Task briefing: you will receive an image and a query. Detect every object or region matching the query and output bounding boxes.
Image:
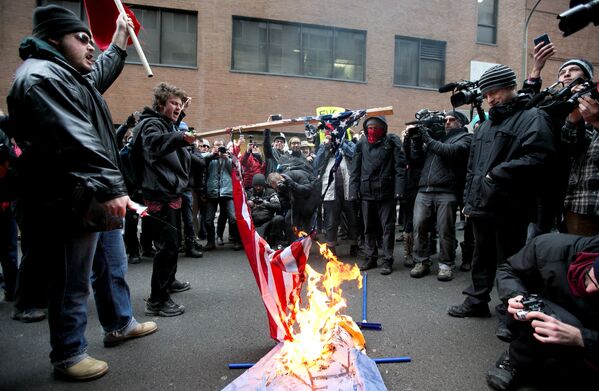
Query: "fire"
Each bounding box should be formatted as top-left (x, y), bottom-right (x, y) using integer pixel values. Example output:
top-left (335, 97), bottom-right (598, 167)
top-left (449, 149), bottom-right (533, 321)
top-left (275, 240), bottom-right (364, 375)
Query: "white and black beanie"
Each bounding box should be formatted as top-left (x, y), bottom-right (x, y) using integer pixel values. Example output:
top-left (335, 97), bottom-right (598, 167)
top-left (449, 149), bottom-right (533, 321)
top-left (558, 59), bottom-right (594, 80)
top-left (478, 64), bottom-right (517, 95)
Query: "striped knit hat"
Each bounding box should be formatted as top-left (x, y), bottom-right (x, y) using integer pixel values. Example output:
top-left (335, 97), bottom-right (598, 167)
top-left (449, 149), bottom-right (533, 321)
top-left (558, 59), bottom-right (594, 80)
top-left (478, 64), bottom-right (517, 95)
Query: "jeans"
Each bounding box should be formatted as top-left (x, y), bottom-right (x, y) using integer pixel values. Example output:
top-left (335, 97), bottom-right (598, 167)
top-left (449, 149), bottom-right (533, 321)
top-left (323, 199), bottom-right (358, 246)
top-left (205, 197), bottom-right (238, 243)
top-left (47, 227), bottom-right (137, 366)
top-left (413, 192), bottom-right (457, 265)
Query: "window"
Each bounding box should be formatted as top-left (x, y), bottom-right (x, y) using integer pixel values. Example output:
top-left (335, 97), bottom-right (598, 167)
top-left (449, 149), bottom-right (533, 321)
top-left (232, 17), bottom-right (365, 82)
top-left (477, 0), bottom-right (498, 44)
top-left (394, 36), bottom-right (445, 89)
top-left (128, 6), bottom-right (197, 67)
top-left (41, 1), bottom-right (198, 68)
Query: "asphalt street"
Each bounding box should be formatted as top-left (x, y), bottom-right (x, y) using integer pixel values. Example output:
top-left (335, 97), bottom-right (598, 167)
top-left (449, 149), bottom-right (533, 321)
top-left (0, 230), bottom-right (509, 391)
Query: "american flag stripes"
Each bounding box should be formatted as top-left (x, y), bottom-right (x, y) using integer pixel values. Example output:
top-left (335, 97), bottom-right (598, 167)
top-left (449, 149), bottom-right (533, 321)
top-left (232, 169), bottom-right (312, 342)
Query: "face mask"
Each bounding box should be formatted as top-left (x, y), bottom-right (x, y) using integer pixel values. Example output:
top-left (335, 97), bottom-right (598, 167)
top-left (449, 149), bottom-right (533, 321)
top-left (367, 127), bottom-right (385, 144)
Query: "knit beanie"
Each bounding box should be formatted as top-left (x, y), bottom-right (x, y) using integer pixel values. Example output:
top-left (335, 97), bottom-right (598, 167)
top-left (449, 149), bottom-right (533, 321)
top-left (478, 65), bottom-right (517, 95)
top-left (446, 110), bottom-right (469, 126)
top-left (252, 173), bottom-right (266, 187)
top-left (558, 59), bottom-right (594, 80)
top-left (32, 5), bottom-right (91, 40)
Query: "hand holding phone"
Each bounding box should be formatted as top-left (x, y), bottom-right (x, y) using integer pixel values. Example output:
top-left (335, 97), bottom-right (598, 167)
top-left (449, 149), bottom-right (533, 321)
top-left (533, 33), bottom-right (550, 47)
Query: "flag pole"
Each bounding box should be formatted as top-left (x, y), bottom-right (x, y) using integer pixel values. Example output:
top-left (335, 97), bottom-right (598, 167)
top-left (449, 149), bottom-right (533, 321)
top-left (113, 0), bottom-right (153, 77)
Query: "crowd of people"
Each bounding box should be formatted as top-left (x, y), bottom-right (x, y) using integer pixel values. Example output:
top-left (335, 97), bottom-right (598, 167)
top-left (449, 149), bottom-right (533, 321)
top-left (0, 4), bottom-right (597, 388)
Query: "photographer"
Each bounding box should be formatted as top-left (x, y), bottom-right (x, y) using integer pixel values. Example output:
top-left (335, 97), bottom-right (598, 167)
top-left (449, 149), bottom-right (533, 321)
top-left (239, 136), bottom-right (265, 191)
top-left (487, 233), bottom-right (599, 390)
top-left (246, 174), bottom-right (284, 248)
top-left (407, 111), bottom-right (472, 281)
top-left (448, 65), bottom-right (556, 326)
top-left (267, 170), bottom-right (319, 242)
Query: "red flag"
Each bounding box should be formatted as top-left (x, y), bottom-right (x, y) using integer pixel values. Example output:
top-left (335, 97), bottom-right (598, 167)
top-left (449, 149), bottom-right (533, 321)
top-left (83, 0), bottom-right (140, 51)
top-left (232, 168), bottom-right (312, 342)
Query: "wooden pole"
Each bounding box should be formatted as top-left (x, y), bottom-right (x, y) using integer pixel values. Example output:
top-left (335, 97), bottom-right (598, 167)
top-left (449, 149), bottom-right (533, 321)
top-left (113, 0), bottom-right (153, 78)
top-left (195, 106), bottom-right (394, 138)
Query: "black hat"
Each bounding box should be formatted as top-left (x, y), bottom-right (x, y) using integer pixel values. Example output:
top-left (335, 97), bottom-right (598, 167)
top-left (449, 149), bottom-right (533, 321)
top-left (478, 64), bottom-right (517, 95)
top-left (558, 59), bottom-right (594, 80)
top-left (32, 5), bottom-right (91, 40)
top-left (252, 174), bottom-right (266, 187)
top-left (273, 133), bottom-right (286, 142)
top-left (446, 110), bottom-right (469, 126)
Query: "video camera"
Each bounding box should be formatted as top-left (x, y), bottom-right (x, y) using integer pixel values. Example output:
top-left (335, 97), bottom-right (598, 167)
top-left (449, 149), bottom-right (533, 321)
top-left (438, 80), bottom-right (482, 108)
top-left (405, 109), bottom-right (446, 139)
top-left (558, 0), bottom-right (599, 36)
top-left (534, 77), bottom-right (599, 114)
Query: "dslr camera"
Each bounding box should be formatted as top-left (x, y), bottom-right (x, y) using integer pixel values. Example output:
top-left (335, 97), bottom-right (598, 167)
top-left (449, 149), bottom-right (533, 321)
top-left (405, 109), bottom-right (446, 139)
top-left (218, 146), bottom-right (227, 154)
top-left (516, 294), bottom-right (546, 320)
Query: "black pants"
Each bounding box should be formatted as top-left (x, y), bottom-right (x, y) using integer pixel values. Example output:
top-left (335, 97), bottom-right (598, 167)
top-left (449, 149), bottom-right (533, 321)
top-left (463, 215), bottom-right (528, 306)
top-left (323, 199), bottom-right (358, 246)
top-left (256, 215), bottom-right (285, 245)
top-left (361, 199), bottom-right (396, 263)
top-left (150, 205), bottom-right (179, 302)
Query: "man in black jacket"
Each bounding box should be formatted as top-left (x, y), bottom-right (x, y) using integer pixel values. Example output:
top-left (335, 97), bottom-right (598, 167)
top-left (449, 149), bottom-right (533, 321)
top-left (487, 233), bottom-right (599, 390)
top-left (407, 111), bottom-right (472, 281)
top-left (137, 82), bottom-right (205, 317)
top-left (246, 174), bottom-right (284, 247)
top-left (448, 65), bottom-right (555, 321)
top-left (350, 116), bottom-right (406, 275)
top-left (7, 6), bottom-right (156, 380)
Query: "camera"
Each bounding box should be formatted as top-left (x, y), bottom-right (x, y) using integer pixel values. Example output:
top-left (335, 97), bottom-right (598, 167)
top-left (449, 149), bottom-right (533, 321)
top-left (405, 109), bottom-right (446, 140)
top-left (218, 146), bottom-right (227, 154)
top-left (558, 0), bottom-right (599, 37)
top-left (516, 294), bottom-right (546, 320)
top-left (536, 78), bottom-right (599, 114)
top-left (441, 80), bottom-right (482, 108)
top-left (252, 197), bottom-right (263, 205)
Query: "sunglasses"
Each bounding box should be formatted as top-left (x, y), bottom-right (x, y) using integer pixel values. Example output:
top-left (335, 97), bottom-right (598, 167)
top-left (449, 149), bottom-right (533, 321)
top-left (74, 32), bottom-right (94, 46)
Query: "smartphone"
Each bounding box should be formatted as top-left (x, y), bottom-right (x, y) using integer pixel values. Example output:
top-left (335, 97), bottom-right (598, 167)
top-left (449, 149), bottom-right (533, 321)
top-left (533, 33), bottom-right (551, 47)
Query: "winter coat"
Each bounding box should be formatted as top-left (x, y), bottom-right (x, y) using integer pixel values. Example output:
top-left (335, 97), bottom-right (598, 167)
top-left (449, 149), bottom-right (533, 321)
top-left (349, 133), bottom-right (406, 201)
top-left (8, 38), bottom-right (128, 230)
top-left (463, 97), bottom-right (555, 218)
top-left (206, 154), bottom-right (234, 199)
top-left (278, 169), bottom-right (320, 217)
top-left (496, 233), bottom-right (599, 368)
top-left (246, 187), bottom-right (280, 225)
top-left (408, 127), bottom-right (472, 197)
top-left (263, 128), bottom-right (285, 175)
top-left (137, 108), bottom-right (203, 202)
top-left (240, 151), bottom-right (265, 189)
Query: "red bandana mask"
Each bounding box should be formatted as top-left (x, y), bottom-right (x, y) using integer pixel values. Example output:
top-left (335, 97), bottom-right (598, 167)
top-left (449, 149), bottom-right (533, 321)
top-left (367, 127), bottom-right (385, 144)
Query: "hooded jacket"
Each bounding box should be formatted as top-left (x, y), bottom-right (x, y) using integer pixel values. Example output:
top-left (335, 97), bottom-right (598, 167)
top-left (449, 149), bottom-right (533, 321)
top-left (8, 37), bottom-right (128, 230)
top-left (349, 116), bottom-right (406, 201)
top-left (137, 107), bottom-right (202, 202)
top-left (463, 96), bottom-right (555, 217)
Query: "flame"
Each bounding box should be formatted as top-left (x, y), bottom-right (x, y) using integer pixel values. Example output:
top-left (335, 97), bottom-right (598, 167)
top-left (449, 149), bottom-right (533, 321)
top-left (275, 240), bottom-right (364, 374)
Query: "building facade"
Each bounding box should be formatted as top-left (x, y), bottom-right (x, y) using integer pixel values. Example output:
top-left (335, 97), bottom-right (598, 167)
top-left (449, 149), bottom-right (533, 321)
top-left (0, 0), bottom-right (597, 134)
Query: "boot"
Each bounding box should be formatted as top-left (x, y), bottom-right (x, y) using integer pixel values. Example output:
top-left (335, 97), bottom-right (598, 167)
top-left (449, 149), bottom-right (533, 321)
top-left (185, 237), bottom-right (203, 258)
top-left (403, 233), bottom-right (414, 267)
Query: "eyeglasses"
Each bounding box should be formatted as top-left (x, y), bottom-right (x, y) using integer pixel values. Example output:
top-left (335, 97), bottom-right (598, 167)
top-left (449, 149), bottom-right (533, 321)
top-left (586, 268), bottom-right (599, 290)
top-left (74, 32), bottom-right (94, 46)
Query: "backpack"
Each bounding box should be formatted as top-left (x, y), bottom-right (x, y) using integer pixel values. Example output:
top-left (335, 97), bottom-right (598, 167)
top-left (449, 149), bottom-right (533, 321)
top-left (119, 119), bottom-right (148, 193)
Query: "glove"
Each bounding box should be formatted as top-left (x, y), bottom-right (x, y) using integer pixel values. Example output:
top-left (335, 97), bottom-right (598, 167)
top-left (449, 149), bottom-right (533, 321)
top-left (419, 128), bottom-right (432, 143)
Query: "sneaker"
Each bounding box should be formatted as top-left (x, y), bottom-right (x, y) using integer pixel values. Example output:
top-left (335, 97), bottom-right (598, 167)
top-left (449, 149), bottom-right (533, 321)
top-left (447, 302), bottom-right (491, 318)
top-left (359, 258), bottom-right (377, 271)
top-left (145, 299), bottom-right (185, 317)
top-left (217, 237), bottom-right (225, 246)
top-left (380, 262), bottom-right (392, 275)
top-left (167, 280), bottom-right (191, 293)
top-left (103, 321), bottom-right (158, 347)
top-left (410, 262), bottom-right (430, 278)
top-left (486, 351), bottom-right (518, 391)
top-left (12, 308), bottom-right (46, 323)
top-left (437, 265), bottom-right (454, 281)
top-left (54, 357), bottom-right (108, 381)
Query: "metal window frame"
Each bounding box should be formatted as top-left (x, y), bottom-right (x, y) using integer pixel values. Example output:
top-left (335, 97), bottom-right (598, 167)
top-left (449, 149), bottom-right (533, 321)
top-left (394, 35), bottom-right (446, 89)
